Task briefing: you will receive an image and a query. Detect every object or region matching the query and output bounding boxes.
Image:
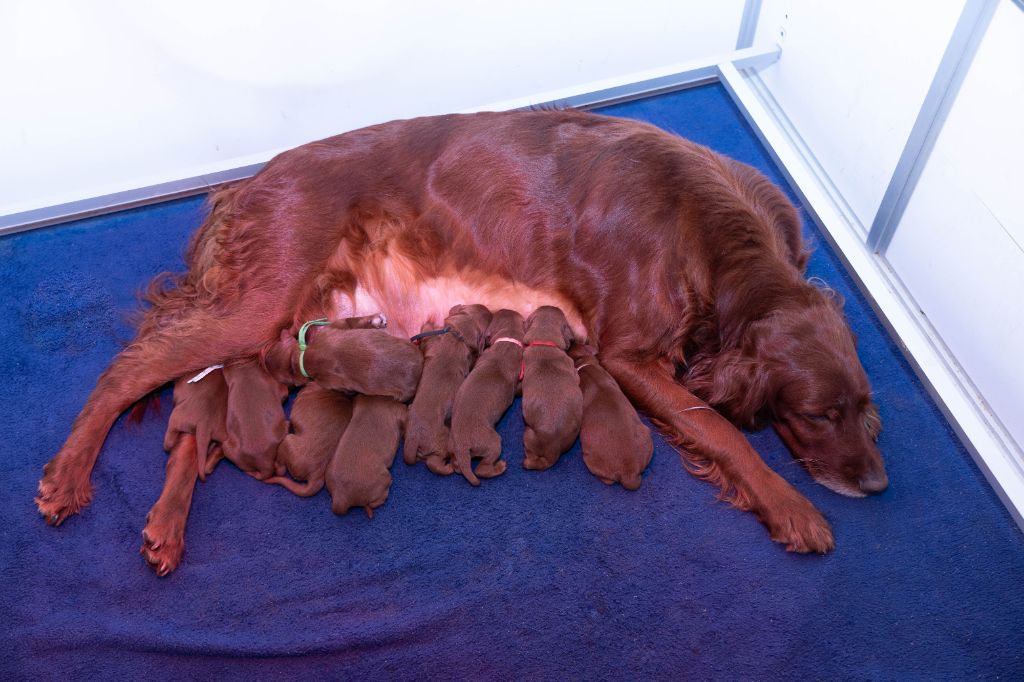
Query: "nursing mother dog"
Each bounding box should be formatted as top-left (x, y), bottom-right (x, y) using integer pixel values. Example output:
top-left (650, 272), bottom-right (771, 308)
top-left (36, 109), bottom-right (888, 553)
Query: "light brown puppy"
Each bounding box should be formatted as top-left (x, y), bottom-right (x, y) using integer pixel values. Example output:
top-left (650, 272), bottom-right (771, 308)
top-left (569, 344), bottom-right (653, 490)
top-left (141, 370), bottom-right (230, 576)
top-left (403, 304), bottom-right (492, 475)
top-left (448, 309), bottom-right (525, 485)
top-left (266, 382), bottom-right (353, 497)
top-left (325, 395), bottom-right (407, 518)
top-left (264, 314), bottom-right (422, 402)
top-left (521, 306), bottom-right (582, 470)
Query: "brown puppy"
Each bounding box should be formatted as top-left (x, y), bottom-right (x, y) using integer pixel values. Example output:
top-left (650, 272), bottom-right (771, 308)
top-left (569, 344), bottom-right (653, 490)
top-left (264, 314), bottom-right (421, 402)
top-left (266, 382), bottom-right (353, 497)
top-left (448, 309), bottom-right (526, 485)
top-left (521, 306), bottom-right (582, 470)
top-left (325, 395), bottom-right (407, 517)
top-left (214, 359), bottom-right (289, 480)
top-left (141, 370), bottom-right (230, 575)
top-left (403, 304), bottom-right (492, 475)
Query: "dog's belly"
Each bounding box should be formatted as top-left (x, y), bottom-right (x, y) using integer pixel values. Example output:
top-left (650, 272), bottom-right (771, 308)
top-left (327, 267), bottom-right (586, 340)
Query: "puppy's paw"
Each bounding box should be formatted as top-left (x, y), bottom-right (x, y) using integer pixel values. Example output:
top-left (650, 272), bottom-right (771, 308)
top-left (473, 460), bottom-right (507, 479)
top-left (140, 512), bottom-right (186, 576)
top-left (425, 454), bottom-right (454, 476)
top-left (35, 461), bottom-right (93, 526)
top-left (344, 313), bottom-right (387, 329)
top-left (761, 492), bottom-right (834, 554)
top-left (522, 455), bottom-right (554, 471)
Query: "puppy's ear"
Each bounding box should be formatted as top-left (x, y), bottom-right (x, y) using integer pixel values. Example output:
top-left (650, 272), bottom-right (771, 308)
top-left (561, 321), bottom-right (575, 349)
top-left (473, 306), bottom-right (493, 333)
top-left (262, 329), bottom-right (300, 385)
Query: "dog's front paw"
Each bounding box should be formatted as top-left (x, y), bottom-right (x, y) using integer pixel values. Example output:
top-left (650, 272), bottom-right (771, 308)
top-left (760, 490), bottom-right (834, 554)
top-left (140, 513), bottom-right (186, 577)
top-left (35, 461), bottom-right (93, 526)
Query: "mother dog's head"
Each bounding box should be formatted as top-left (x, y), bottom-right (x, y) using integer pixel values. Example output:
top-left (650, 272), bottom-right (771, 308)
top-left (686, 285), bottom-right (888, 497)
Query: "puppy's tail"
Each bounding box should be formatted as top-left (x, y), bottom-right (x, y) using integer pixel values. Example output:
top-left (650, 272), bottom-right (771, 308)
top-left (265, 474), bottom-right (323, 497)
top-left (451, 445), bottom-right (480, 487)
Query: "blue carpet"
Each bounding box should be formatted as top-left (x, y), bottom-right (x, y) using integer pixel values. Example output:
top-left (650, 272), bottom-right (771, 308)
top-left (2, 84), bottom-right (1022, 680)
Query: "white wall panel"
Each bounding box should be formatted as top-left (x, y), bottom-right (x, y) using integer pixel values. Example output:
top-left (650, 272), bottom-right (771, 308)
top-left (0, 0), bottom-right (743, 217)
top-left (887, 0), bottom-right (1024, 448)
top-left (752, 0), bottom-right (963, 229)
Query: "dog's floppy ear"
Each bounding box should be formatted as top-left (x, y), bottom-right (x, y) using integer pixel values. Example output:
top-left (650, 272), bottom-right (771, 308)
top-left (685, 349), bottom-right (774, 429)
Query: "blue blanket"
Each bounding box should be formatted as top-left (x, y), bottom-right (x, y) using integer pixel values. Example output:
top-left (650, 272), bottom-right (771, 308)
top-left (2, 85), bottom-right (1022, 680)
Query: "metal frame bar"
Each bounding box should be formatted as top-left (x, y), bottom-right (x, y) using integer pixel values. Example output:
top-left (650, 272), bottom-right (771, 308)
top-left (0, 163), bottom-right (265, 238)
top-left (866, 0), bottom-right (999, 253)
top-left (736, 0), bottom-right (763, 49)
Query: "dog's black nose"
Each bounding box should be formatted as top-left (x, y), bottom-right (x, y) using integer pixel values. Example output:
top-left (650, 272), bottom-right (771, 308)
top-left (858, 469), bottom-right (889, 494)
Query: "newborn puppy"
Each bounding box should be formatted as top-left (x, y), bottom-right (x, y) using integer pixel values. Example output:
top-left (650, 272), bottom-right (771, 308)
top-left (264, 314), bottom-right (421, 402)
top-left (568, 344), bottom-right (653, 490)
top-left (325, 395), bottom-right (407, 518)
top-left (403, 304), bottom-right (492, 475)
top-left (266, 382), bottom-right (353, 497)
top-left (162, 369), bottom-right (230, 479)
top-left (216, 359), bottom-right (290, 480)
top-left (448, 309), bottom-right (526, 485)
top-left (521, 306), bottom-right (582, 470)
top-left (142, 368), bottom-right (230, 576)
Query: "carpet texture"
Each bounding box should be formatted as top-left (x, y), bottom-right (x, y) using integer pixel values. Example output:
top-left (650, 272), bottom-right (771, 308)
top-left (2, 84), bottom-right (1022, 680)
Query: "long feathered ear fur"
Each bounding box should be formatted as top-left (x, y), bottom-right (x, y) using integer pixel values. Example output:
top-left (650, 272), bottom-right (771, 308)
top-left (684, 349), bottom-right (776, 429)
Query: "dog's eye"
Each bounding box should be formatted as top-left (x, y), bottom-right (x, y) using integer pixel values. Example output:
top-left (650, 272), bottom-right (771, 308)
top-left (802, 410), bottom-right (838, 424)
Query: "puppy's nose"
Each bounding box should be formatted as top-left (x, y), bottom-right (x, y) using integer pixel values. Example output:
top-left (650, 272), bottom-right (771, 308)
top-left (858, 469), bottom-right (889, 494)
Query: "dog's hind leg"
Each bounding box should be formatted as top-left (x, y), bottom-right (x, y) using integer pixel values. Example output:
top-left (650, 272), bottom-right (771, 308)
top-left (36, 291), bottom-right (294, 525)
top-left (141, 432), bottom-right (200, 576)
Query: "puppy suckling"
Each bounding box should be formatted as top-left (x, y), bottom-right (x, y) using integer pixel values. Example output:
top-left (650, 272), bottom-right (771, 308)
top-left (569, 344), bottom-right (653, 490)
top-left (264, 314), bottom-right (422, 402)
top-left (142, 369), bottom-right (231, 575)
top-left (521, 306), bottom-right (582, 470)
top-left (403, 304), bottom-right (492, 475)
top-left (448, 309), bottom-right (525, 485)
top-left (215, 359), bottom-right (290, 481)
top-left (325, 395), bottom-right (407, 518)
top-left (266, 382), bottom-right (353, 497)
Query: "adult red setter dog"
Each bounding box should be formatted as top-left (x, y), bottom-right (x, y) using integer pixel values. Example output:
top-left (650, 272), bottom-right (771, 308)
top-left (36, 109), bottom-right (887, 553)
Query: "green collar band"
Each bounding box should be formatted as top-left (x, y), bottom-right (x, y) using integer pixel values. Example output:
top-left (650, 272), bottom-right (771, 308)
top-left (297, 318), bottom-right (331, 379)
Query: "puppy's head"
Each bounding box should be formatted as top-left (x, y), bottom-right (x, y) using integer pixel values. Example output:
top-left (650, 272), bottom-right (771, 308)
top-left (485, 309), bottom-right (526, 345)
top-left (445, 304), bottom-right (493, 352)
top-left (262, 329), bottom-right (305, 386)
top-left (524, 306), bottom-right (574, 349)
top-left (567, 342), bottom-right (597, 365)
